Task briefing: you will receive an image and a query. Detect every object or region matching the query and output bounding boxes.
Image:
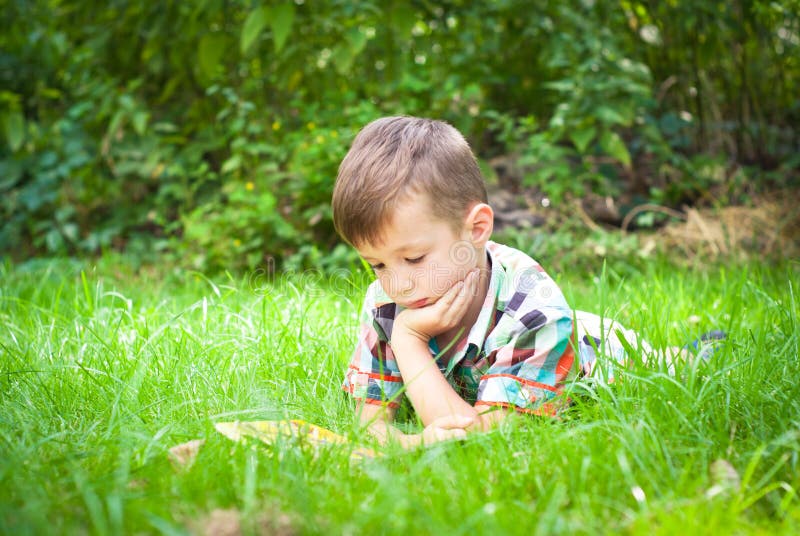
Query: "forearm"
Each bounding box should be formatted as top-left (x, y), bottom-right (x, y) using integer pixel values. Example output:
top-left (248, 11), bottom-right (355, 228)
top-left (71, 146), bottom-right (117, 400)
top-left (391, 337), bottom-right (479, 426)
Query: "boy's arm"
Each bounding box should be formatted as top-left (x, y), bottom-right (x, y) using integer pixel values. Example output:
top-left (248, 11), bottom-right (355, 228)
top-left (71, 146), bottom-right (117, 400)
top-left (389, 335), bottom-right (481, 426)
top-left (356, 401), bottom-right (474, 448)
top-left (349, 270), bottom-right (509, 443)
top-left (390, 269), bottom-right (483, 427)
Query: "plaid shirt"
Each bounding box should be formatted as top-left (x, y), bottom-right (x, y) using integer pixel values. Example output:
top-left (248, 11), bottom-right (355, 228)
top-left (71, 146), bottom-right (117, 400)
top-left (342, 241), bottom-right (577, 415)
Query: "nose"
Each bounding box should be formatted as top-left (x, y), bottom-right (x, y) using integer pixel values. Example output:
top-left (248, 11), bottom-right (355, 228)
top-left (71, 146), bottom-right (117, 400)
top-left (397, 266), bottom-right (416, 296)
top-left (384, 265), bottom-right (416, 297)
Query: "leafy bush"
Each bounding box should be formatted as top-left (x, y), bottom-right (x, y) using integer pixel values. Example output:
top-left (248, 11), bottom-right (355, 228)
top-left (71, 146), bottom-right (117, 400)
top-left (1, 1), bottom-right (798, 270)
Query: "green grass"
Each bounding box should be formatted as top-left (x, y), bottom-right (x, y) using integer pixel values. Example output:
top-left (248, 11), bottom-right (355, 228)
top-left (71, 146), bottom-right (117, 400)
top-left (1, 256), bottom-right (799, 534)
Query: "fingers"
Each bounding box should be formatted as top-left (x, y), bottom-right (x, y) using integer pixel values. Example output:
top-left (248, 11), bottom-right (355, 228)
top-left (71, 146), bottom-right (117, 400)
top-left (434, 270), bottom-right (474, 311)
top-left (420, 413), bottom-right (477, 445)
top-left (438, 428), bottom-right (467, 441)
top-left (436, 269), bottom-right (478, 326)
top-left (428, 414), bottom-right (476, 430)
top-left (422, 425), bottom-right (468, 445)
top-left (435, 276), bottom-right (466, 309)
top-left (462, 268), bottom-right (481, 299)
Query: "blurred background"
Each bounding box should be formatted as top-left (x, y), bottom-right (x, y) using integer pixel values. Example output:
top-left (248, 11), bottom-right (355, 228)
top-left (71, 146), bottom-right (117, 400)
top-left (1, 0), bottom-right (798, 273)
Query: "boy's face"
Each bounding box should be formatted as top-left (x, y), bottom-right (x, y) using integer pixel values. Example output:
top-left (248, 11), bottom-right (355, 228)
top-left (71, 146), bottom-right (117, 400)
top-left (356, 193), bottom-right (481, 309)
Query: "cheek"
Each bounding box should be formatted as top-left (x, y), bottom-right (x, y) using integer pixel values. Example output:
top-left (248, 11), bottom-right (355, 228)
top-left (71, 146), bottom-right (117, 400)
top-left (426, 261), bottom-right (464, 297)
top-left (448, 241), bottom-right (479, 269)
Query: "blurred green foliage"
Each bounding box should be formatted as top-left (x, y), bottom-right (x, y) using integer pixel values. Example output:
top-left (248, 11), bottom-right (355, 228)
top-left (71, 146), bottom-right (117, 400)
top-left (1, 0), bottom-right (798, 270)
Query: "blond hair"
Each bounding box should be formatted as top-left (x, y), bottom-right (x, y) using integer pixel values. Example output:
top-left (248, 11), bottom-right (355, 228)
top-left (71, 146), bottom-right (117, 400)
top-left (332, 116), bottom-right (487, 247)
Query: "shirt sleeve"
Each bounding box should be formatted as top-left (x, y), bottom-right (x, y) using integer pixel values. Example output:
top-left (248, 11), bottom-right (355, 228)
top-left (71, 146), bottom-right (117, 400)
top-left (341, 284), bottom-right (405, 408)
top-left (476, 303), bottom-right (575, 416)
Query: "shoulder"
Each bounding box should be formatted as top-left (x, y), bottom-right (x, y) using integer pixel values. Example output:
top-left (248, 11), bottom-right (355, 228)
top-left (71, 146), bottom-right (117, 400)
top-left (488, 241), bottom-right (567, 307)
top-left (487, 241), bottom-right (571, 328)
top-left (487, 241), bottom-right (548, 278)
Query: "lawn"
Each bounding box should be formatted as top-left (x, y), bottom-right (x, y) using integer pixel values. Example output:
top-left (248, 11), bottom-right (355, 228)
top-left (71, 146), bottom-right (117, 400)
top-left (1, 255), bottom-right (798, 534)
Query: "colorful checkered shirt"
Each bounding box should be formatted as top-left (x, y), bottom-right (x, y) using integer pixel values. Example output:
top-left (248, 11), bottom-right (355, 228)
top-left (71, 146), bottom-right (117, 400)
top-left (342, 241), bottom-right (577, 415)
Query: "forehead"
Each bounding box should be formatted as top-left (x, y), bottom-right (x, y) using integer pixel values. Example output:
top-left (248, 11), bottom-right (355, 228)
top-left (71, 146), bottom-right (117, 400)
top-left (356, 194), bottom-right (453, 258)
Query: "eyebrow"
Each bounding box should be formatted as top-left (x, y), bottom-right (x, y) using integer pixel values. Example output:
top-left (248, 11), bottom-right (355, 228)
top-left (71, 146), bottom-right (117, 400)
top-left (360, 241), bottom-right (428, 263)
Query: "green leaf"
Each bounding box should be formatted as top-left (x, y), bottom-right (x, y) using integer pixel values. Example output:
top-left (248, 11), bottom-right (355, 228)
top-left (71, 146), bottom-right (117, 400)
top-left (221, 154), bottom-right (242, 174)
top-left (333, 29), bottom-right (369, 74)
top-left (595, 105), bottom-right (627, 126)
top-left (132, 111), bottom-right (148, 136)
top-left (45, 228), bottom-right (64, 253)
top-left (0, 159), bottom-right (23, 190)
top-left (347, 27), bottom-right (368, 56)
top-left (543, 79), bottom-right (575, 92)
top-left (548, 102), bottom-right (570, 131)
top-left (1, 110), bottom-right (25, 152)
top-left (270, 3), bottom-right (295, 53)
top-left (198, 34), bottom-right (227, 80)
top-left (241, 7), bottom-right (269, 55)
top-left (599, 130), bottom-right (631, 168)
top-left (569, 126), bottom-right (596, 154)
top-left (106, 110), bottom-right (125, 141)
top-left (332, 44), bottom-right (355, 74)
top-left (390, 5), bottom-right (417, 39)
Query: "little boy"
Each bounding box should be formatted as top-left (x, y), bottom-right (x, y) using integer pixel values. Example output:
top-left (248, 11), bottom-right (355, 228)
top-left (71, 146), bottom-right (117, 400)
top-left (332, 116), bottom-right (662, 448)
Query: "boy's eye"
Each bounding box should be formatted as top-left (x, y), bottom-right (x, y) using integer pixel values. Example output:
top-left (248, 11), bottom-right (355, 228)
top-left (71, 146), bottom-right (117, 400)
top-left (405, 255), bottom-right (425, 264)
top-left (370, 263), bottom-right (385, 271)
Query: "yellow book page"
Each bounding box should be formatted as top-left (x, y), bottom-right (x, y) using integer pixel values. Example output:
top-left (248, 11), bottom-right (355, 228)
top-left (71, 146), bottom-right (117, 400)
top-left (214, 420), bottom-right (379, 460)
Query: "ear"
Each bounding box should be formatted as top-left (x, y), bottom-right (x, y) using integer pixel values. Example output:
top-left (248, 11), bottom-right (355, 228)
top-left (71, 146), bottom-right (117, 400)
top-left (463, 203), bottom-right (494, 247)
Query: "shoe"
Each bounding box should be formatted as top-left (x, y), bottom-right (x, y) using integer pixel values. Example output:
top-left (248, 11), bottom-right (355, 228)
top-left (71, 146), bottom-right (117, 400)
top-left (683, 330), bottom-right (727, 360)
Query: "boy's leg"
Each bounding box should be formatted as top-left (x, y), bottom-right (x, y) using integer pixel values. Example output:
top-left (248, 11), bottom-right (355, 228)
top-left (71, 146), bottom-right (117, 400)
top-left (669, 330), bottom-right (728, 365)
top-left (574, 310), bottom-right (727, 379)
top-left (573, 310), bottom-right (657, 380)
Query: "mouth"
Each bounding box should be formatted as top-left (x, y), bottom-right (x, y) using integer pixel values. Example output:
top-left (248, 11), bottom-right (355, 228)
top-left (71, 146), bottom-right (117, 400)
top-left (406, 298), bottom-right (429, 308)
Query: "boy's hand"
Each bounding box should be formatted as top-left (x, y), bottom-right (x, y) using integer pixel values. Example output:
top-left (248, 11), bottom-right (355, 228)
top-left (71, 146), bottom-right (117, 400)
top-left (393, 269), bottom-right (479, 343)
top-left (419, 414), bottom-right (476, 446)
